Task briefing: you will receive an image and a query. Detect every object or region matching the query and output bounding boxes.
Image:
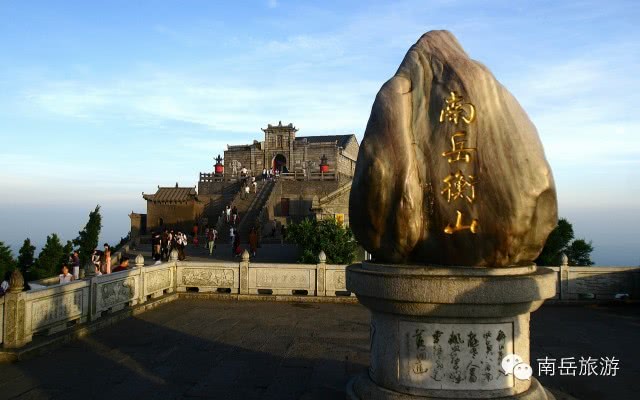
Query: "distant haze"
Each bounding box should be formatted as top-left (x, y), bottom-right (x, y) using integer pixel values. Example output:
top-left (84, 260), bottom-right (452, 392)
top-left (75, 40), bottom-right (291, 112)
top-left (0, 1), bottom-right (638, 266)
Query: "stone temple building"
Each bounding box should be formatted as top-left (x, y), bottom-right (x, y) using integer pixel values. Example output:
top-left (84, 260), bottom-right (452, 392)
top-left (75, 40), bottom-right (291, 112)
top-left (222, 121), bottom-right (358, 178)
top-left (131, 122), bottom-right (359, 240)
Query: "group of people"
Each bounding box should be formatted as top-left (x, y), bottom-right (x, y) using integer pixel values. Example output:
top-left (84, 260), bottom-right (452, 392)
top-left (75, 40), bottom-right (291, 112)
top-left (228, 226), bottom-right (259, 258)
top-left (57, 243), bottom-right (131, 285)
top-left (261, 167), bottom-right (288, 180)
top-left (224, 205), bottom-right (239, 226)
top-left (240, 177), bottom-right (258, 199)
top-left (151, 229), bottom-right (188, 262)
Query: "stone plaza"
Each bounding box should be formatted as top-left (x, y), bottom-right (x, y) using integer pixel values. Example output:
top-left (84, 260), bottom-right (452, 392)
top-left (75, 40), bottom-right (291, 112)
top-left (0, 299), bottom-right (637, 399)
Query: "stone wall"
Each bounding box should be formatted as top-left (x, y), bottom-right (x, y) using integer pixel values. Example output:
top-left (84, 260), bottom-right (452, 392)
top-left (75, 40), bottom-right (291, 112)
top-left (147, 201), bottom-right (205, 232)
top-left (129, 213), bottom-right (147, 237)
top-left (267, 180), bottom-right (343, 220)
top-left (314, 184), bottom-right (352, 226)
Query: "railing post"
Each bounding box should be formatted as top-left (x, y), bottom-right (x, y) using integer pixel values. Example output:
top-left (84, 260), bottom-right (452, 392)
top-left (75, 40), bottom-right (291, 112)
top-left (2, 270), bottom-right (32, 348)
top-left (559, 253), bottom-right (569, 300)
top-left (317, 251), bottom-right (327, 296)
top-left (240, 250), bottom-right (250, 294)
top-left (136, 254), bottom-right (146, 305)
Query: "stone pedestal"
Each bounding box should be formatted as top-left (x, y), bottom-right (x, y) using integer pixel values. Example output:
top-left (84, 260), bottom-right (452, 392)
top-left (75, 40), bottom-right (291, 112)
top-left (346, 262), bottom-right (556, 400)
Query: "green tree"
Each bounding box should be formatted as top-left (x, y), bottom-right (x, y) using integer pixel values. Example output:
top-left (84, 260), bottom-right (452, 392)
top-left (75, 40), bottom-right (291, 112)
top-left (17, 238), bottom-right (36, 274)
top-left (536, 218), bottom-right (594, 266)
top-left (62, 240), bottom-right (73, 261)
top-left (73, 205), bottom-right (102, 267)
top-left (0, 241), bottom-right (16, 280)
top-left (286, 218), bottom-right (358, 264)
top-left (566, 239), bottom-right (594, 266)
top-left (34, 234), bottom-right (65, 279)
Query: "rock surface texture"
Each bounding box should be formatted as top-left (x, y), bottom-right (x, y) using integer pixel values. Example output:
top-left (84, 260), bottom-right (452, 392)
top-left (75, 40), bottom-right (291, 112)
top-left (349, 30), bottom-right (557, 267)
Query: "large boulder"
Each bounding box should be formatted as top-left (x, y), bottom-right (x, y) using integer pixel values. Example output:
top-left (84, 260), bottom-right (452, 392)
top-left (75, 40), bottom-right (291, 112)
top-left (349, 30), bottom-right (557, 267)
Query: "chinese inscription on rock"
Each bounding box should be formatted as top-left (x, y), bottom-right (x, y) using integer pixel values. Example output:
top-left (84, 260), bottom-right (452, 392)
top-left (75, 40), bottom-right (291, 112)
top-left (439, 91), bottom-right (479, 235)
top-left (399, 321), bottom-right (514, 390)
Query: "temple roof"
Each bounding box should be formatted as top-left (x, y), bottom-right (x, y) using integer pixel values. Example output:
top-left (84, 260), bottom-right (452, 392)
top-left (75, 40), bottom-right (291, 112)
top-left (296, 134), bottom-right (355, 148)
top-left (143, 186), bottom-right (201, 203)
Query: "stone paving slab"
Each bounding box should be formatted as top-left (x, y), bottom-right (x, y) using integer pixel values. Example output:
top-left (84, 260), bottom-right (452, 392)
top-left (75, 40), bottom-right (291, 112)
top-left (0, 300), bottom-right (637, 399)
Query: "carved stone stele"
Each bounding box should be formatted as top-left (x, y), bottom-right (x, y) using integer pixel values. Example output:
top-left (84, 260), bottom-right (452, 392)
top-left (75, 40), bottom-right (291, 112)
top-left (349, 30), bottom-right (557, 267)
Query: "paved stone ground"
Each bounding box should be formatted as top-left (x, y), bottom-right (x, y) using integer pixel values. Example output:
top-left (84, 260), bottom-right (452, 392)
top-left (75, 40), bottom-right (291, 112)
top-left (0, 301), bottom-right (637, 400)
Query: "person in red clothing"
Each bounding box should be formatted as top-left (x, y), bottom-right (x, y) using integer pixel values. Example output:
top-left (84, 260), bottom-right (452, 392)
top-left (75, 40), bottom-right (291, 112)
top-left (112, 257), bottom-right (130, 273)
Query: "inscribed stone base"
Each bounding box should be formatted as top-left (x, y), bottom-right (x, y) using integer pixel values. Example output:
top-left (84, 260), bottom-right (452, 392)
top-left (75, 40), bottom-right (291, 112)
top-left (345, 262), bottom-right (556, 399)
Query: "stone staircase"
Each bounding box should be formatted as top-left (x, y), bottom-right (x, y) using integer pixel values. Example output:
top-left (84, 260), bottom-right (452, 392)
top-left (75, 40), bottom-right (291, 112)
top-left (216, 179), bottom-right (275, 243)
top-left (204, 181), bottom-right (241, 223)
top-left (237, 179), bottom-right (276, 241)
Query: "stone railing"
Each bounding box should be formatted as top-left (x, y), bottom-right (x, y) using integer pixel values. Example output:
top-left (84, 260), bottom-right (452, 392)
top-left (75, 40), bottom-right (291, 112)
top-left (279, 171), bottom-right (337, 181)
top-left (5, 254), bottom-right (637, 349)
top-left (545, 258), bottom-right (640, 300)
top-left (1, 250), bottom-right (352, 349)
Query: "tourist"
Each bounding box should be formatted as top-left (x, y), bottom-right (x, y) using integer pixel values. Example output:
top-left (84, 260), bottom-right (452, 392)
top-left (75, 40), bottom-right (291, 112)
top-left (152, 231), bottom-right (162, 261)
top-left (232, 206), bottom-right (238, 225)
top-left (59, 264), bottom-right (74, 284)
top-left (112, 256), bottom-right (129, 273)
top-left (229, 226), bottom-right (235, 245)
top-left (0, 272), bottom-right (10, 296)
top-left (271, 220), bottom-right (277, 237)
top-left (71, 250), bottom-right (80, 279)
top-left (240, 166), bottom-right (248, 178)
top-left (169, 230), bottom-right (176, 254)
top-left (280, 224), bottom-right (287, 244)
top-left (207, 227), bottom-right (217, 256)
top-left (244, 184), bottom-right (250, 198)
top-left (192, 223), bottom-right (199, 240)
top-left (241, 183), bottom-right (247, 199)
top-left (99, 244), bottom-right (111, 274)
top-left (161, 229), bottom-right (170, 261)
top-left (91, 249), bottom-right (102, 274)
top-left (252, 178), bottom-right (258, 193)
top-left (249, 227), bottom-right (258, 257)
top-left (225, 205), bottom-right (231, 224)
top-left (175, 231), bottom-right (187, 261)
top-left (262, 168), bottom-right (267, 180)
top-left (233, 230), bottom-right (241, 257)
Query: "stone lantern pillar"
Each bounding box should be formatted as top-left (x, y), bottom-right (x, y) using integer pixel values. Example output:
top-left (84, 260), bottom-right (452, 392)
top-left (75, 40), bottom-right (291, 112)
top-left (214, 154), bottom-right (224, 175)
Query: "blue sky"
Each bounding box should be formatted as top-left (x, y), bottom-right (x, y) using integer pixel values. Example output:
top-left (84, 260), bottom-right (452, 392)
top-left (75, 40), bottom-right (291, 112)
top-left (0, 0), bottom-right (639, 265)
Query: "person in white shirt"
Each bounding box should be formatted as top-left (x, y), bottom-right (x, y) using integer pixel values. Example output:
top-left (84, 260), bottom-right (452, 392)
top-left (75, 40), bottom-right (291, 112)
top-left (1, 272), bottom-right (10, 295)
top-left (229, 227), bottom-right (235, 245)
top-left (59, 265), bottom-right (74, 284)
top-left (225, 205), bottom-right (231, 223)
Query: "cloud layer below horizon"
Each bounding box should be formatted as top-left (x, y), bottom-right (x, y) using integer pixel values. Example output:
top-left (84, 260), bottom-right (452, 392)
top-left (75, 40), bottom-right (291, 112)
top-left (0, 0), bottom-right (638, 265)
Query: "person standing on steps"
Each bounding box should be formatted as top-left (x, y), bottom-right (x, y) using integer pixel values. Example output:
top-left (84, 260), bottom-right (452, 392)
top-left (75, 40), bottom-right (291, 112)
top-left (249, 227), bottom-right (258, 257)
top-left (233, 229), bottom-right (242, 257)
top-left (280, 225), bottom-right (287, 245)
top-left (207, 227), bottom-right (217, 256)
top-left (232, 205), bottom-right (238, 225)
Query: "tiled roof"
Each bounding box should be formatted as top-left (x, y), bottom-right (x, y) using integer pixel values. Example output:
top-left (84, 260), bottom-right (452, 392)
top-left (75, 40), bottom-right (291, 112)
top-left (296, 134), bottom-right (355, 148)
top-left (143, 187), bottom-right (200, 203)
